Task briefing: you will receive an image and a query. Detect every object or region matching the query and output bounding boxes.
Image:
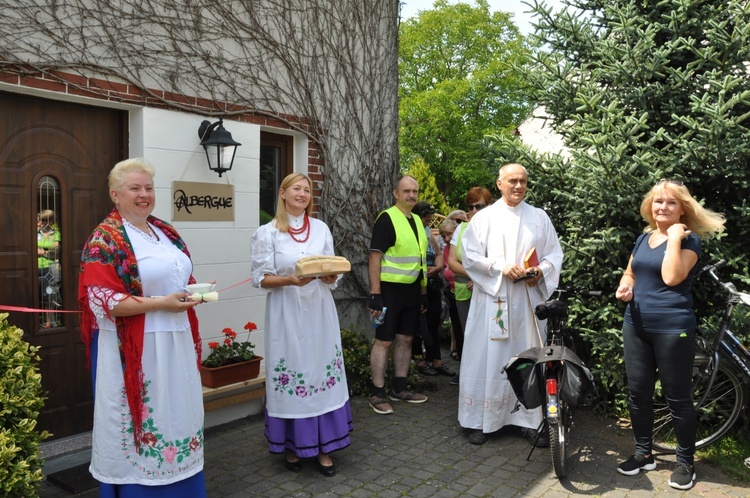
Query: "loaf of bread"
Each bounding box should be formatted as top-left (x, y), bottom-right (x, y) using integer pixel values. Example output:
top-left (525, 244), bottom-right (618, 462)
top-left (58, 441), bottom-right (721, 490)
top-left (295, 255), bottom-right (351, 277)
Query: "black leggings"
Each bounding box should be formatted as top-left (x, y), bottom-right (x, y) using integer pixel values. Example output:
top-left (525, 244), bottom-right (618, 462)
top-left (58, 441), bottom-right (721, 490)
top-left (623, 322), bottom-right (696, 466)
top-left (413, 280), bottom-right (443, 362)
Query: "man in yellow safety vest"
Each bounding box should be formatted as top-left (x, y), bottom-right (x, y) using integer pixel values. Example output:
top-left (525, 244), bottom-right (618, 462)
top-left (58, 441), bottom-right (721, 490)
top-left (367, 175), bottom-right (429, 414)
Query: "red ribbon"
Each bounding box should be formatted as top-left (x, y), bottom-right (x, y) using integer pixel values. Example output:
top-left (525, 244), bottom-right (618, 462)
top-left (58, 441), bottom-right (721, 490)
top-left (0, 305), bottom-right (80, 313)
top-left (215, 276), bottom-right (253, 293)
top-left (0, 276), bottom-right (254, 314)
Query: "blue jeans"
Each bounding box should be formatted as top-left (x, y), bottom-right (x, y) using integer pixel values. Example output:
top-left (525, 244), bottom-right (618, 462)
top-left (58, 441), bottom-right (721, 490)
top-left (623, 322), bottom-right (696, 466)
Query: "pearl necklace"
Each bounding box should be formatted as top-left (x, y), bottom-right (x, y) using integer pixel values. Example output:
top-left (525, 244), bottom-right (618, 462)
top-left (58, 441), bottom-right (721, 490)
top-left (123, 218), bottom-right (160, 242)
top-left (288, 213), bottom-right (310, 243)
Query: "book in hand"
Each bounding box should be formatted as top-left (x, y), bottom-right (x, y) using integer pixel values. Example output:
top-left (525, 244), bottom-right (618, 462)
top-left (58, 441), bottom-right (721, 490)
top-left (523, 247), bottom-right (539, 269)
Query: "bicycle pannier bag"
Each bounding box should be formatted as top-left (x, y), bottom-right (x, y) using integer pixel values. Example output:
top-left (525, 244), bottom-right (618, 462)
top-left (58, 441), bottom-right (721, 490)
top-left (504, 345), bottom-right (594, 408)
top-left (503, 347), bottom-right (544, 409)
top-left (539, 345), bottom-right (595, 406)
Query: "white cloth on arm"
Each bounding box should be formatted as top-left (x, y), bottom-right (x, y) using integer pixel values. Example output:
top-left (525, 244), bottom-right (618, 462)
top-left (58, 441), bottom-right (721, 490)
top-left (250, 217), bottom-right (349, 418)
top-left (88, 223), bottom-right (204, 485)
top-left (457, 200), bottom-right (563, 433)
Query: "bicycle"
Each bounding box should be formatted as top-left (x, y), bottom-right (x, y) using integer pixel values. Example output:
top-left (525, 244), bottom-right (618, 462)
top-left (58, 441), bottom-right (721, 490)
top-left (505, 287), bottom-right (600, 478)
top-left (652, 260), bottom-right (750, 452)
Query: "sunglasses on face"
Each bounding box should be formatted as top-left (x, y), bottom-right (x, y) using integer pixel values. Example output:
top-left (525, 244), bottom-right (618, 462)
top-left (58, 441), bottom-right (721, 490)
top-left (656, 179), bottom-right (684, 187)
top-left (468, 203), bottom-right (487, 211)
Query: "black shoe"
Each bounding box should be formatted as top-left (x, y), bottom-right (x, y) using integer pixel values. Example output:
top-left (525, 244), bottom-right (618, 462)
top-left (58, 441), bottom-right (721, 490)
top-left (468, 429), bottom-right (488, 445)
top-left (285, 457), bottom-right (302, 473)
top-left (317, 458), bottom-right (336, 477)
top-left (417, 362), bottom-right (439, 376)
top-left (449, 373), bottom-right (459, 386)
top-left (617, 454), bottom-right (656, 476)
top-left (668, 463), bottom-right (695, 490)
top-left (434, 364), bottom-right (456, 376)
top-left (522, 427), bottom-right (549, 448)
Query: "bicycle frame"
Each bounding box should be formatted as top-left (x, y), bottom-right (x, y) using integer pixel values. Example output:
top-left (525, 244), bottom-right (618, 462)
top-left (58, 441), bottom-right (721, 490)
top-left (698, 263), bottom-right (750, 406)
top-left (653, 260), bottom-right (750, 452)
top-left (529, 287), bottom-right (600, 478)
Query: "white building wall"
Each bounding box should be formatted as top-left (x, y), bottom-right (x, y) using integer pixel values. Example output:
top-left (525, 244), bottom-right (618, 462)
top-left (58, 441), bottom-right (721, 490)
top-left (517, 106), bottom-right (571, 158)
top-left (131, 108), bottom-right (265, 365)
top-left (0, 72), bottom-right (314, 427)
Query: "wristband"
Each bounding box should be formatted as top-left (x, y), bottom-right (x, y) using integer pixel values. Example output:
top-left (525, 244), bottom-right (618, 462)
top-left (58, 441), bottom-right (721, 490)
top-left (369, 294), bottom-right (383, 311)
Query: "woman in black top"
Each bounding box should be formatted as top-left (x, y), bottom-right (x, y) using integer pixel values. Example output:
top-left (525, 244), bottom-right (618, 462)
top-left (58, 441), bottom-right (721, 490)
top-left (615, 180), bottom-right (724, 490)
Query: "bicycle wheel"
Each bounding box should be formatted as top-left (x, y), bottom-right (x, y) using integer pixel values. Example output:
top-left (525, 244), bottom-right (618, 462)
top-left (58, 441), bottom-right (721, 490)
top-left (548, 391), bottom-right (570, 477)
top-left (652, 355), bottom-right (745, 452)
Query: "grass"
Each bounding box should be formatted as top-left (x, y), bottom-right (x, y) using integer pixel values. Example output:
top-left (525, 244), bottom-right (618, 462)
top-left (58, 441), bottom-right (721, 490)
top-left (698, 433), bottom-right (750, 483)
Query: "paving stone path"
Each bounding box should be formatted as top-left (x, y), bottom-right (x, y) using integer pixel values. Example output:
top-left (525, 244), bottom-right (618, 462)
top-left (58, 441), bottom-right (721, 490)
top-left (39, 355), bottom-right (748, 497)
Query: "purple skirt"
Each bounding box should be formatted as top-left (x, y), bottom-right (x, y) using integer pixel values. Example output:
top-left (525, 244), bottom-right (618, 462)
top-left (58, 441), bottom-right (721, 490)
top-left (265, 401), bottom-right (353, 458)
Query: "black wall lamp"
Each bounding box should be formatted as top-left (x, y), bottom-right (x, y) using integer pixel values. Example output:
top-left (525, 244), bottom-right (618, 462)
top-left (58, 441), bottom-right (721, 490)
top-left (198, 118), bottom-right (242, 177)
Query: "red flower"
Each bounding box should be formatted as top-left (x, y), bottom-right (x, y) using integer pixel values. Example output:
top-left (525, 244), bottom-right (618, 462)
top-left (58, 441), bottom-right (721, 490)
top-left (223, 328), bottom-right (237, 339)
top-left (223, 338), bottom-right (232, 346)
top-left (141, 432), bottom-right (158, 447)
top-left (189, 436), bottom-right (201, 452)
top-left (244, 321), bottom-right (258, 331)
top-left (208, 342), bottom-right (219, 349)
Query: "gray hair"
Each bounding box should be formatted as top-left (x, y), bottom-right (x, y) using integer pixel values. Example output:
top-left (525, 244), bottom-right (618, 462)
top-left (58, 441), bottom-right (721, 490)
top-left (498, 163), bottom-right (528, 181)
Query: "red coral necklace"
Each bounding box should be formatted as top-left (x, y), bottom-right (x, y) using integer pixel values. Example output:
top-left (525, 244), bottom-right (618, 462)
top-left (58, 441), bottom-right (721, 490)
top-left (288, 213), bottom-right (310, 243)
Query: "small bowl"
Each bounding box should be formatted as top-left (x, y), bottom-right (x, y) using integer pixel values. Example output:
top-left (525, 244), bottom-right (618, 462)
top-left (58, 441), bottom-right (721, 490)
top-left (185, 283), bottom-right (215, 294)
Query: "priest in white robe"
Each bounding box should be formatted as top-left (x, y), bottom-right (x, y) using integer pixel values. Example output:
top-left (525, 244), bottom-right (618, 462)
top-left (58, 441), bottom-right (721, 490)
top-left (458, 163), bottom-right (563, 446)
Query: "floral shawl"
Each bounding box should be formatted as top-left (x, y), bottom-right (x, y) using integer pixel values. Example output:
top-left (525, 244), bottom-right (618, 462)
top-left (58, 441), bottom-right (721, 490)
top-left (78, 208), bottom-right (201, 449)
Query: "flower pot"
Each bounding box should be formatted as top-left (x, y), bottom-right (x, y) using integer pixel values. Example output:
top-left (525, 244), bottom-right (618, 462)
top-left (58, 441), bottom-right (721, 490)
top-left (200, 356), bottom-right (263, 388)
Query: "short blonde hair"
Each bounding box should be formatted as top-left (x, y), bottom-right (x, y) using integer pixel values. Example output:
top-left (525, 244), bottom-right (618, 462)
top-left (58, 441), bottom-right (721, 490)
top-left (109, 158), bottom-right (155, 192)
top-left (640, 181), bottom-right (725, 239)
top-left (273, 173), bottom-right (314, 232)
top-left (38, 209), bottom-right (56, 222)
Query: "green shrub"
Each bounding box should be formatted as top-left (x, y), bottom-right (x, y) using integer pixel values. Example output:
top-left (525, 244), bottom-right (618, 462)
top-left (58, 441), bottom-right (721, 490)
top-left (0, 313), bottom-right (48, 497)
top-left (341, 327), bottom-right (434, 397)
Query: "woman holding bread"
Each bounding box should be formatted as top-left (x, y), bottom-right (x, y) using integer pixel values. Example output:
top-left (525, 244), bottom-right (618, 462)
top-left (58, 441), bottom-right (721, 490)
top-left (251, 173), bottom-right (352, 477)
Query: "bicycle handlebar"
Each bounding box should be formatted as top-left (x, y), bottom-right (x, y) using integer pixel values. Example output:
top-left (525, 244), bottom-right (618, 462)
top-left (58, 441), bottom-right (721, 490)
top-left (701, 259), bottom-right (727, 275)
top-left (700, 260), bottom-right (750, 305)
top-left (552, 287), bottom-right (602, 298)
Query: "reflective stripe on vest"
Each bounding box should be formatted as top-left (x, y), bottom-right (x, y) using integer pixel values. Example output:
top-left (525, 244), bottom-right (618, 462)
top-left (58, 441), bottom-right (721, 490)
top-left (379, 205), bottom-right (427, 285)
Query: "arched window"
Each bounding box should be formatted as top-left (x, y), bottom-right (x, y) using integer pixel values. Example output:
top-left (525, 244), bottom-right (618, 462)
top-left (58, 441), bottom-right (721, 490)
top-left (37, 176), bottom-right (62, 329)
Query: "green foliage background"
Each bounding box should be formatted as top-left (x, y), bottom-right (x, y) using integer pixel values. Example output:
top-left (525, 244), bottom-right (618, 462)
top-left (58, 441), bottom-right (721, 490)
top-left (341, 328), bottom-right (431, 397)
top-left (405, 157), bottom-right (453, 214)
top-left (0, 314), bottom-right (48, 497)
top-left (398, 0), bottom-right (535, 206)
top-left (484, 0), bottom-right (750, 419)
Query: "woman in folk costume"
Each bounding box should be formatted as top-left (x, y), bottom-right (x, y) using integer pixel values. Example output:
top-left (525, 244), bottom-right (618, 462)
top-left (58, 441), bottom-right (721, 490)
top-left (251, 173), bottom-right (352, 477)
top-left (78, 158), bottom-right (206, 497)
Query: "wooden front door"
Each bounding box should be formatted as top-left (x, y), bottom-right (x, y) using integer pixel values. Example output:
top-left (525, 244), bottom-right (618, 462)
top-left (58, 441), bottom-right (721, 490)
top-left (0, 91), bottom-right (126, 439)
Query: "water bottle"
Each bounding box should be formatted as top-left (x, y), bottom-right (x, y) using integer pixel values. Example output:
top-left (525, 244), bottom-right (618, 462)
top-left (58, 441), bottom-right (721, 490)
top-left (373, 307), bottom-right (387, 329)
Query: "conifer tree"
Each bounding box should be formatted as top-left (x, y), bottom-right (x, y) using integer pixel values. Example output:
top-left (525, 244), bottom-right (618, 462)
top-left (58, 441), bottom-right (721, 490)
top-left (489, 0), bottom-right (750, 412)
top-left (406, 157), bottom-right (452, 215)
